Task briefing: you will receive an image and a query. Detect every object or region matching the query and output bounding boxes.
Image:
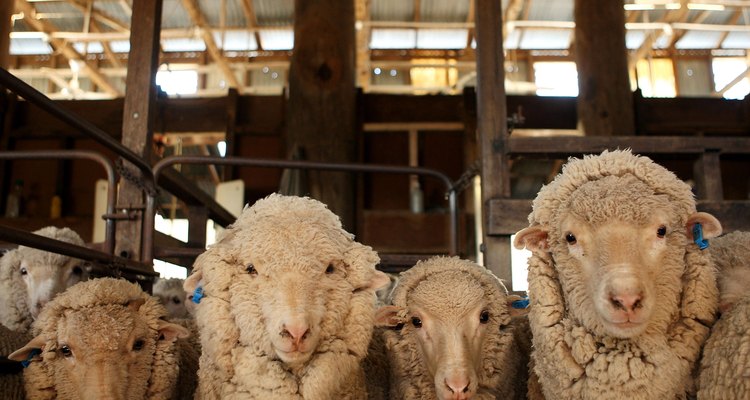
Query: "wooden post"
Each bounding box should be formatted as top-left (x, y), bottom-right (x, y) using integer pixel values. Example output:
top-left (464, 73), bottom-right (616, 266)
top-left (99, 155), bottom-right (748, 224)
top-left (115, 0), bottom-right (162, 261)
top-left (474, 0), bottom-right (511, 281)
top-left (0, 0), bottom-right (12, 70)
top-left (223, 87), bottom-right (238, 180)
top-left (287, 0), bottom-right (356, 230)
top-left (574, 0), bottom-right (635, 136)
top-left (694, 151), bottom-right (723, 201)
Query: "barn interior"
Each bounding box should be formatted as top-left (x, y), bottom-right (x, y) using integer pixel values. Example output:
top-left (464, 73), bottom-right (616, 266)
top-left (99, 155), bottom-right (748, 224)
top-left (1, 0), bottom-right (749, 293)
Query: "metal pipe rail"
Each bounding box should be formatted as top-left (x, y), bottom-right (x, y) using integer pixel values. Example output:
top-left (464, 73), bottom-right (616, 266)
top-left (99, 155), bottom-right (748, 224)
top-left (144, 155), bottom-right (459, 264)
top-left (0, 67), bottom-right (153, 177)
top-left (0, 225), bottom-right (157, 278)
top-left (0, 150), bottom-right (117, 254)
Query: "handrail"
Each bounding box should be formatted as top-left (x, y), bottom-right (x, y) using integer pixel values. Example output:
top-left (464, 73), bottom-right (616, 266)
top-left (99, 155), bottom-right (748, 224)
top-left (0, 68), bottom-right (153, 178)
top-left (0, 150), bottom-right (117, 254)
top-left (143, 155), bottom-right (459, 264)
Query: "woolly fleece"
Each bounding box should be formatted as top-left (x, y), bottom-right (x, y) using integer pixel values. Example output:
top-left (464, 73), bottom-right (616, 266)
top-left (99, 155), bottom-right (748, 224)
top-left (0, 323), bottom-right (31, 399)
top-left (12, 277), bottom-right (196, 400)
top-left (521, 150), bottom-right (718, 399)
top-left (697, 231), bottom-right (750, 399)
top-left (0, 226), bottom-right (85, 333)
top-left (380, 256), bottom-right (530, 399)
top-left (186, 194), bottom-right (387, 399)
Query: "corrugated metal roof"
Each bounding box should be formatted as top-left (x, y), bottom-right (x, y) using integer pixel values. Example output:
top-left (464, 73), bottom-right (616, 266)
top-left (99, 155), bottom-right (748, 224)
top-left (201, 0), bottom-right (246, 28)
top-left (420, 0), bottom-right (470, 23)
top-left (257, 29), bottom-right (293, 50)
top-left (92, 0), bottom-right (131, 28)
top-left (371, 0), bottom-right (414, 22)
top-left (161, 0), bottom-right (193, 29)
top-left (370, 29), bottom-right (417, 49)
top-left (10, 38), bottom-right (52, 55)
top-left (520, 29), bottom-right (571, 50)
top-left (162, 37), bottom-right (206, 52)
top-left (676, 31), bottom-right (725, 49)
top-left (416, 29), bottom-right (468, 49)
top-left (527, 0), bottom-right (573, 22)
top-left (213, 30), bottom-right (258, 51)
top-left (34, 2), bottom-right (84, 32)
top-left (254, 0), bottom-right (294, 26)
top-left (723, 32), bottom-right (750, 49)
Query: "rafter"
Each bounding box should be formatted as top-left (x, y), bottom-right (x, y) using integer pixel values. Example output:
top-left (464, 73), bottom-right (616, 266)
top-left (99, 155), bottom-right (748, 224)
top-left (717, 9), bottom-right (743, 47)
top-left (414, 0), bottom-right (421, 22)
top-left (180, 0), bottom-right (240, 88)
top-left (90, 19), bottom-right (123, 68)
top-left (64, 0), bottom-right (129, 32)
top-left (668, 8), bottom-right (712, 48)
top-left (16, 0), bottom-right (121, 96)
top-left (239, 0), bottom-right (263, 51)
top-left (355, 0), bottom-right (371, 90)
top-left (465, 0), bottom-right (475, 49)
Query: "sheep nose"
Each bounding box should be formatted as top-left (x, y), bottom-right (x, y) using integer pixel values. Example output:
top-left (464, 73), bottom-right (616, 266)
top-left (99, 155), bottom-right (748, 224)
top-left (281, 321), bottom-right (310, 346)
top-left (445, 376), bottom-right (472, 399)
top-left (610, 292), bottom-right (643, 313)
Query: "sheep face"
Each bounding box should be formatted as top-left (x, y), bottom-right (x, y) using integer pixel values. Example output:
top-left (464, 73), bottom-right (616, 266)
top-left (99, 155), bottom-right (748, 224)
top-left (153, 279), bottom-right (189, 319)
top-left (20, 256), bottom-right (87, 318)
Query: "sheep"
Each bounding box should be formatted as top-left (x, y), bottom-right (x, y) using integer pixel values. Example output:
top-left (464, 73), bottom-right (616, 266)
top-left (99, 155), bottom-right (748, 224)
top-left (153, 277), bottom-right (193, 318)
top-left (697, 231), bottom-right (750, 399)
top-left (184, 194), bottom-right (390, 399)
top-left (375, 256), bottom-right (531, 400)
top-left (0, 226), bottom-right (89, 333)
top-left (0, 323), bottom-right (31, 399)
top-left (513, 149), bottom-right (722, 399)
top-left (8, 277), bottom-right (197, 400)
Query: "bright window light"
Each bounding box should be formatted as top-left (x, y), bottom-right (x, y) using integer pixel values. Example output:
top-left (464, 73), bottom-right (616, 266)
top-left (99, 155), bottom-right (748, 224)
top-left (154, 260), bottom-right (187, 279)
top-left (534, 62), bottom-right (579, 97)
top-left (713, 58), bottom-right (750, 100)
top-left (635, 59), bottom-right (677, 97)
top-left (217, 141), bottom-right (227, 157)
top-left (510, 234), bottom-right (532, 292)
top-left (156, 70), bottom-right (198, 96)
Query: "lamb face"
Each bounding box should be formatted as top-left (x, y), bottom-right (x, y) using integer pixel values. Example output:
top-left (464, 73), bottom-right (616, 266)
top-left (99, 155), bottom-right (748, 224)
top-left (153, 278), bottom-right (190, 319)
top-left (21, 256), bottom-right (87, 318)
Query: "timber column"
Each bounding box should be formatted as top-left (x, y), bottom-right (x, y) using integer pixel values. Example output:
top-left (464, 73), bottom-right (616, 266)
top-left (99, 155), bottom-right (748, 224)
top-left (115, 0), bottom-right (162, 261)
top-left (475, 0), bottom-right (510, 281)
top-left (287, 0), bottom-right (356, 230)
top-left (575, 0), bottom-right (634, 136)
top-left (0, 0), bottom-right (12, 70)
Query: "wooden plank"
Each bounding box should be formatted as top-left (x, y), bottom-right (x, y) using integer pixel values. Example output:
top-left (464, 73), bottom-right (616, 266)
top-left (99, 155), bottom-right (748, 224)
top-left (693, 151), bottom-right (723, 201)
top-left (287, 0), bottom-right (356, 230)
top-left (574, 0), bottom-right (634, 136)
top-left (116, 0), bottom-right (162, 261)
top-left (474, 0), bottom-right (510, 281)
top-left (487, 199), bottom-right (750, 235)
top-left (361, 94), bottom-right (464, 123)
top-left (223, 88), bottom-right (238, 180)
top-left (0, 0), bottom-right (12, 70)
top-left (506, 136), bottom-right (750, 156)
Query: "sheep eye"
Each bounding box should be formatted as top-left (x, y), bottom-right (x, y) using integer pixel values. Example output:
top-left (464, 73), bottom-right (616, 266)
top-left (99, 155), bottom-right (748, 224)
top-left (657, 226), bottom-right (667, 238)
top-left (132, 339), bottom-right (145, 351)
top-left (172, 297), bottom-right (181, 305)
top-left (20, 267), bottom-right (28, 276)
top-left (246, 264), bottom-right (257, 275)
top-left (325, 264), bottom-right (335, 274)
top-left (411, 317), bottom-right (422, 328)
top-left (479, 310), bottom-right (490, 324)
top-left (565, 232), bottom-right (577, 245)
top-left (72, 266), bottom-right (83, 275)
top-left (60, 345), bottom-right (73, 358)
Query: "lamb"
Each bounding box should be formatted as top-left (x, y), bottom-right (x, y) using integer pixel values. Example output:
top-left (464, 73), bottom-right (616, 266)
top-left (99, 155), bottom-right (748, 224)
top-left (153, 277), bottom-right (193, 318)
top-left (8, 277), bottom-right (197, 400)
top-left (0, 226), bottom-right (89, 332)
top-left (375, 256), bottom-right (530, 400)
top-left (184, 194), bottom-right (390, 399)
top-left (513, 149), bottom-right (722, 399)
top-left (697, 231), bottom-right (750, 399)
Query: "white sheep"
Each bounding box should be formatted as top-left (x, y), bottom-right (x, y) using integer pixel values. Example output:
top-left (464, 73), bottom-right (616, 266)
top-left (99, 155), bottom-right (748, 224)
top-left (375, 256), bottom-right (530, 400)
top-left (153, 277), bottom-right (193, 318)
top-left (8, 277), bottom-right (198, 400)
top-left (184, 194), bottom-right (390, 399)
top-left (0, 226), bottom-right (89, 332)
top-left (514, 150), bottom-right (721, 399)
top-left (697, 231), bottom-right (750, 399)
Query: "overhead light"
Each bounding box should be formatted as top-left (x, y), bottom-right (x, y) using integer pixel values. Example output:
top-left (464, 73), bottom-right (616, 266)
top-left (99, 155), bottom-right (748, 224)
top-left (687, 3), bottom-right (725, 10)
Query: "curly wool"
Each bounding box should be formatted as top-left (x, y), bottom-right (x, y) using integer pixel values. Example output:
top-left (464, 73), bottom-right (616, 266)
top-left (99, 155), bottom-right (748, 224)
top-left (0, 324), bottom-right (31, 399)
top-left (188, 194), bottom-right (384, 399)
top-left (525, 150), bottom-right (718, 400)
top-left (19, 278), bottom-right (197, 400)
top-left (382, 256), bottom-right (529, 400)
top-left (697, 231), bottom-right (750, 399)
top-left (0, 227), bottom-right (85, 333)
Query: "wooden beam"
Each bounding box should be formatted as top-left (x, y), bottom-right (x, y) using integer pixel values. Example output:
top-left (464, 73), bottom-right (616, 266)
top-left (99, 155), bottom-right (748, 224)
top-left (717, 9), bottom-right (743, 47)
top-left (90, 19), bottom-right (123, 68)
top-left (239, 0), bottom-right (263, 51)
top-left (64, 0), bottom-right (129, 32)
top-left (355, 0), bottom-right (371, 90)
top-left (181, 0), bottom-right (240, 88)
top-left (413, 0), bottom-right (421, 22)
top-left (16, 0), bottom-right (121, 97)
top-left (0, 0), bottom-right (13, 69)
top-left (505, 136), bottom-right (750, 155)
top-left (465, 0), bottom-right (475, 49)
top-left (287, 0), bottom-right (357, 230)
top-left (116, 0), bottom-right (163, 261)
top-left (475, 0), bottom-right (510, 278)
top-left (574, 0), bottom-right (634, 136)
top-left (503, 0), bottom-right (524, 44)
top-left (669, 9), bottom-right (712, 48)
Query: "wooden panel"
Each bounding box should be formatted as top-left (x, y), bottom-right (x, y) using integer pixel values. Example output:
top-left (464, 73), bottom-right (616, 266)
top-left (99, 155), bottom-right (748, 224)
top-left (362, 94), bottom-right (464, 123)
top-left (506, 136), bottom-right (750, 156)
top-left (634, 95), bottom-right (750, 135)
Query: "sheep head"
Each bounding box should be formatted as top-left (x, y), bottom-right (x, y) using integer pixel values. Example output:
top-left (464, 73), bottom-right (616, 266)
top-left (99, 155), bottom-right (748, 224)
top-left (12, 227), bottom-right (89, 318)
top-left (153, 278), bottom-right (190, 319)
top-left (377, 257), bottom-right (524, 400)
top-left (9, 278), bottom-right (189, 400)
top-left (186, 194), bottom-right (388, 370)
top-left (515, 150), bottom-right (721, 339)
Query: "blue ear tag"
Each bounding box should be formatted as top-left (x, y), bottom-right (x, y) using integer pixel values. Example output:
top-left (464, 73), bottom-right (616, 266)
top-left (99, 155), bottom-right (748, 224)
top-left (511, 297), bottom-right (530, 309)
top-left (21, 348), bottom-right (41, 368)
top-left (192, 286), bottom-right (204, 304)
top-left (693, 223), bottom-right (709, 250)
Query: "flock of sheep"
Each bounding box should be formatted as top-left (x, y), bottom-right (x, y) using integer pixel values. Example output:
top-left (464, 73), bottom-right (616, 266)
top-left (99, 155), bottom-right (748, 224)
top-left (1, 149), bottom-right (749, 399)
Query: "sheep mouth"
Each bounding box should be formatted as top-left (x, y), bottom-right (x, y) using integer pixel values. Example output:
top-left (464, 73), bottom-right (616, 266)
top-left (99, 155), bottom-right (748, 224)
top-left (274, 347), bottom-right (314, 364)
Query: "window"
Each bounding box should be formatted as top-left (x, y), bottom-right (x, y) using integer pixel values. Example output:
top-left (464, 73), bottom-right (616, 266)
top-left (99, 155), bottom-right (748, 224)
top-left (533, 62), bottom-right (579, 97)
top-left (713, 58), bottom-right (750, 100)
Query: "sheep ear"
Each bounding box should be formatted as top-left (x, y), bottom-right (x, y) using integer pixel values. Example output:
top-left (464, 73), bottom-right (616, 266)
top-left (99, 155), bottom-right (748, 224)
top-left (8, 335), bottom-right (46, 362)
top-left (127, 298), bottom-right (146, 312)
top-left (514, 226), bottom-right (549, 254)
top-left (506, 295), bottom-right (530, 318)
top-left (686, 212), bottom-right (722, 240)
top-left (368, 270), bottom-right (391, 291)
top-left (157, 320), bottom-right (190, 342)
top-left (375, 305), bottom-right (406, 328)
top-left (184, 270), bottom-right (203, 294)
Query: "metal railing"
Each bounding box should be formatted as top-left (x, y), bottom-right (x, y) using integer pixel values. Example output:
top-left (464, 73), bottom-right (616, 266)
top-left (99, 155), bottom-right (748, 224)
top-left (144, 155), bottom-right (459, 265)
